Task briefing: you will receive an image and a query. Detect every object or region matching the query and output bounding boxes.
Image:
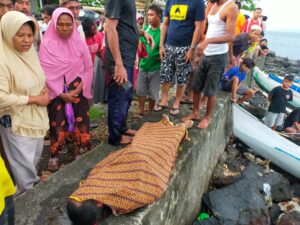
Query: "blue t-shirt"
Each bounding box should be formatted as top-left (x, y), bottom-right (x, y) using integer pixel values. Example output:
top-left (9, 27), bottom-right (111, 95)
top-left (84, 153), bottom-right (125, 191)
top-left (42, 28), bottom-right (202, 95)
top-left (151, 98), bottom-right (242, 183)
top-left (220, 67), bottom-right (246, 89)
top-left (164, 0), bottom-right (205, 46)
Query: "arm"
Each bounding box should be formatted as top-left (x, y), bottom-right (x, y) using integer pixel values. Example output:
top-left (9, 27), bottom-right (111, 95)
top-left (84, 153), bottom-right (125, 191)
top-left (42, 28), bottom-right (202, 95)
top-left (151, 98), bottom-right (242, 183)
top-left (184, 20), bottom-right (205, 64)
top-left (231, 76), bottom-right (239, 101)
top-left (196, 3), bottom-right (238, 56)
top-left (159, 16), bottom-right (169, 61)
top-left (293, 121), bottom-right (300, 131)
top-left (105, 18), bottom-right (127, 84)
top-left (0, 68), bottom-right (49, 108)
top-left (139, 30), bottom-right (154, 49)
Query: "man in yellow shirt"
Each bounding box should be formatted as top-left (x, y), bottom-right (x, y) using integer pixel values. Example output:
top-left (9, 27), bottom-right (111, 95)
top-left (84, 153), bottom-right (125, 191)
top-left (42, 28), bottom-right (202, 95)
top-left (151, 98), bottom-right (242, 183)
top-left (235, 1), bottom-right (245, 36)
top-left (0, 155), bottom-right (15, 225)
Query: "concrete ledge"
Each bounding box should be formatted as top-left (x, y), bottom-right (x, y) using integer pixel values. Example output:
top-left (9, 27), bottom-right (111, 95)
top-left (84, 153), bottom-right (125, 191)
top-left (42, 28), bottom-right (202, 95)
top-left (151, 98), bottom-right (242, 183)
top-left (15, 93), bottom-right (232, 225)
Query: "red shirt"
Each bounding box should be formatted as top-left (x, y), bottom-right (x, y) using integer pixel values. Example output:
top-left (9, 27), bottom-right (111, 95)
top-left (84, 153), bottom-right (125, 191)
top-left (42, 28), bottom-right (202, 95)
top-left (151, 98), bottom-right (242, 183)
top-left (85, 31), bottom-right (104, 64)
top-left (241, 18), bottom-right (263, 33)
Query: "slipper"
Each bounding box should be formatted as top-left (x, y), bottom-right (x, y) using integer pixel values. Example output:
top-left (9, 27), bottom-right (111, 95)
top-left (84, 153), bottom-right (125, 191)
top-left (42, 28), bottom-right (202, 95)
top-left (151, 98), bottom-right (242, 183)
top-left (153, 104), bottom-right (168, 112)
top-left (180, 99), bottom-right (193, 104)
top-left (170, 108), bottom-right (180, 116)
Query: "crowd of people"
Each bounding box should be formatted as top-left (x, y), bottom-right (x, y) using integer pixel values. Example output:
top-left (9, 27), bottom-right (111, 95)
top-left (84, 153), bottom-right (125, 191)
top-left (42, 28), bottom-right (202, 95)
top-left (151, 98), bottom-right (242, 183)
top-left (0, 0), bottom-right (298, 224)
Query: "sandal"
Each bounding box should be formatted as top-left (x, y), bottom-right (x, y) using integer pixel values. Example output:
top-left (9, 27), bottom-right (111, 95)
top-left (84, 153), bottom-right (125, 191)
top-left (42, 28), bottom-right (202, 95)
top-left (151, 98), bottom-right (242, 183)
top-left (170, 108), bottom-right (180, 116)
top-left (48, 157), bottom-right (59, 171)
top-left (153, 104), bottom-right (168, 112)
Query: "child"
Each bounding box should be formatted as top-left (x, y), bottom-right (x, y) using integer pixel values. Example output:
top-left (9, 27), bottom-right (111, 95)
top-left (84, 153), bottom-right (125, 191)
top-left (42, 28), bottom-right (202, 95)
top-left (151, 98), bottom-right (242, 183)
top-left (136, 4), bottom-right (163, 116)
top-left (221, 58), bottom-right (256, 104)
top-left (265, 75), bottom-right (294, 130)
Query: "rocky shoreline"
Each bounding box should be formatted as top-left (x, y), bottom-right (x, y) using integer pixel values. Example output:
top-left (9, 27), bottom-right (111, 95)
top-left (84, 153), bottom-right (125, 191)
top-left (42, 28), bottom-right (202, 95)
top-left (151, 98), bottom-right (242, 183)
top-left (192, 53), bottom-right (300, 225)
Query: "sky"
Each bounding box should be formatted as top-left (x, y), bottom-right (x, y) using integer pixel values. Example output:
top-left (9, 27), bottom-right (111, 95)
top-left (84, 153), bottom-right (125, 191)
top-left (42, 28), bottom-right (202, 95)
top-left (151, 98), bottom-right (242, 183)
top-left (242, 0), bottom-right (300, 32)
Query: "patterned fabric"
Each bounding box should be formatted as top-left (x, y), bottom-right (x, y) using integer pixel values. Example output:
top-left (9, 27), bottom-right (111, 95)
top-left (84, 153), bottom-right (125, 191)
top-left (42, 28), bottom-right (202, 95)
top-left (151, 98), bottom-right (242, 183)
top-left (70, 119), bottom-right (188, 215)
top-left (48, 77), bottom-right (91, 158)
top-left (160, 44), bottom-right (193, 85)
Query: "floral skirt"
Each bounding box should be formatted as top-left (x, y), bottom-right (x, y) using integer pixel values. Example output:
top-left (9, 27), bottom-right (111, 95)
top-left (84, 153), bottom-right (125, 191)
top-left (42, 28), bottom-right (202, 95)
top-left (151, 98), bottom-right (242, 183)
top-left (48, 77), bottom-right (91, 158)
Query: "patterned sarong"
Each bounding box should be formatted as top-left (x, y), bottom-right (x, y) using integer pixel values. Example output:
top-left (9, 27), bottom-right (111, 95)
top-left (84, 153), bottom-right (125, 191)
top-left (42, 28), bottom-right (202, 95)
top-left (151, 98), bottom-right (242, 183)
top-left (70, 119), bottom-right (188, 215)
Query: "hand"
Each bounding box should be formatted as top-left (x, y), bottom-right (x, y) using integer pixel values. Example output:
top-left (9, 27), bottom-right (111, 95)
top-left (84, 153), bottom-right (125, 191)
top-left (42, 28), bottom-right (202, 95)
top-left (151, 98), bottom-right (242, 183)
top-left (193, 56), bottom-right (201, 70)
top-left (40, 86), bottom-right (49, 95)
top-left (229, 55), bottom-right (236, 66)
top-left (159, 46), bottom-right (165, 61)
top-left (195, 40), bottom-right (208, 57)
top-left (59, 92), bottom-right (76, 103)
top-left (35, 91), bottom-right (50, 106)
top-left (114, 64), bottom-right (127, 84)
top-left (184, 48), bottom-right (194, 64)
top-left (144, 32), bottom-right (154, 49)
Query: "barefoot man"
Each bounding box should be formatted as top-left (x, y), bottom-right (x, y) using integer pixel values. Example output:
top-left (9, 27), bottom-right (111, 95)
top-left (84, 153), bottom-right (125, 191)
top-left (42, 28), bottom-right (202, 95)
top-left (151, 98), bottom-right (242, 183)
top-left (182, 0), bottom-right (238, 129)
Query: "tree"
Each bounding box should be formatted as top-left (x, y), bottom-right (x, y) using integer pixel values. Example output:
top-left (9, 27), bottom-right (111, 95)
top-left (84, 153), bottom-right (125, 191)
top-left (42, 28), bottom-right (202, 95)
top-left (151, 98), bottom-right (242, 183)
top-left (79, 0), bottom-right (104, 7)
top-left (240, 0), bottom-right (258, 11)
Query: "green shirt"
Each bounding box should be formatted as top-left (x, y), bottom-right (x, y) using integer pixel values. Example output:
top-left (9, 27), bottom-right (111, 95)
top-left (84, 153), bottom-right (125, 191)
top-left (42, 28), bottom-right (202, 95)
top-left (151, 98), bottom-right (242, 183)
top-left (139, 25), bottom-right (161, 72)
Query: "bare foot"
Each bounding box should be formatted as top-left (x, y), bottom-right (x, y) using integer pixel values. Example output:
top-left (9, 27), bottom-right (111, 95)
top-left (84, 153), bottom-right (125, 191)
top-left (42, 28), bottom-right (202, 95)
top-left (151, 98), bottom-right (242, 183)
top-left (181, 120), bottom-right (194, 129)
top-left (120, 135), bottom-right (133, 144)
top-left (197, 117), bottom-right (210, 129)
top-left (181, 113), bottom-right (201, 122)
top-left (124, 129), bottom-right (137, 136)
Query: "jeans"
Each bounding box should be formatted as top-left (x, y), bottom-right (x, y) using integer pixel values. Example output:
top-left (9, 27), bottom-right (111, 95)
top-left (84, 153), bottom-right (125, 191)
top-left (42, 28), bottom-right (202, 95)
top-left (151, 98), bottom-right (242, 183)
top-left (0, 196), bottom-right (15, 225)
top-left (107, 66), bottom-right (134, 145)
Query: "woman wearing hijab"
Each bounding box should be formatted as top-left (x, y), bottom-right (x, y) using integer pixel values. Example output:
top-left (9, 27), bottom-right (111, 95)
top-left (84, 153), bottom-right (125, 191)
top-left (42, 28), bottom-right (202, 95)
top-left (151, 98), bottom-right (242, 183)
top-left (0, 11), bottom-right (50, 194)
top-left (39, 8), bottom-right (93, 171)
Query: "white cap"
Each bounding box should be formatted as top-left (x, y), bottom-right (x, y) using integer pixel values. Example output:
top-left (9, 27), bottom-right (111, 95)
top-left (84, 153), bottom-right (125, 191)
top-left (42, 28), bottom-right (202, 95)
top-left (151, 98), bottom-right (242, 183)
top-left (251, 24), bottom-right (262, 31)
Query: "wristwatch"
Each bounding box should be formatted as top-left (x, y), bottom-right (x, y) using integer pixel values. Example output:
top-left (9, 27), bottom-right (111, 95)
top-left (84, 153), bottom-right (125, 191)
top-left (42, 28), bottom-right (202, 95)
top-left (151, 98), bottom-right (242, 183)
top-left (190, 45), bottom-right (197, 50)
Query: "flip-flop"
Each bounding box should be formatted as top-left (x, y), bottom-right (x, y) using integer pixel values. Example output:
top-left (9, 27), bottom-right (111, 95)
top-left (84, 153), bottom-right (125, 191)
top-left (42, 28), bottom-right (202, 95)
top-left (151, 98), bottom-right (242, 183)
top-left (153, 104), bottom-right (168, 112)
top-left (170, 108), bottom-right (180, 116)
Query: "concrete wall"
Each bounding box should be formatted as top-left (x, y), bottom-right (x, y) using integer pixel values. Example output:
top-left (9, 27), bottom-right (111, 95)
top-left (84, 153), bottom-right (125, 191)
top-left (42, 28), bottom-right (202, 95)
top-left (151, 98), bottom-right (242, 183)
top-left (14, 94), bottom-right (232, 225)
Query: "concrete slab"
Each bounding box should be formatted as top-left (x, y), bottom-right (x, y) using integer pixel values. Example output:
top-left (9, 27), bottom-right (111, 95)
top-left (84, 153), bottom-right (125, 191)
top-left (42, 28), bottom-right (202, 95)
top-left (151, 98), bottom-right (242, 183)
top-left (15, 93), bottom-right (232, 225)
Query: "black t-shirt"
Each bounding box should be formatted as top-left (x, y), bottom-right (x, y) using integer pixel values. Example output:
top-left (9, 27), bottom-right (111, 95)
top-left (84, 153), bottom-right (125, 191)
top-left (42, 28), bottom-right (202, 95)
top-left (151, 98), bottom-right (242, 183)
top-left (233, 33), bottom-right (250, 57)
top-left (268, 86), bottom-right (293, 113)
top-left (284, 108), bottom-right (300, 128)
top-left (104, 0), bottom-right (139, 73)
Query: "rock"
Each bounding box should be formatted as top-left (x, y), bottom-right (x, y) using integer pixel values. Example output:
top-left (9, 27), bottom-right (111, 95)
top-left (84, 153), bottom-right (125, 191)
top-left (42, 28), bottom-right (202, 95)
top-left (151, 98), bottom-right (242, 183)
top-left (202, 164), bottom-right (271, 225)
top-left (226, 146), bottom-right (239, 159)
top-left (269, 204), bottom-right (282, 225)
top-left (276, 211), bottom-right (300, 225)
top-left (278, 199), bottom-right (300, 213)
top-left (243, 152), bottom-right (256, 163)
top-left (268, 174), bottom-right (293, 203)
top-left (192, 217), bottom-right (221, 225)
top-left (291, 183), bottom-right (300, 199)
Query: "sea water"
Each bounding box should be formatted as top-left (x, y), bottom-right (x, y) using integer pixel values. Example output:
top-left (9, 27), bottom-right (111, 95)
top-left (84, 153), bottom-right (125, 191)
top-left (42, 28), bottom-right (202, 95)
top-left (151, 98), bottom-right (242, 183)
top-left (265, 30), bottom-right (300, 60)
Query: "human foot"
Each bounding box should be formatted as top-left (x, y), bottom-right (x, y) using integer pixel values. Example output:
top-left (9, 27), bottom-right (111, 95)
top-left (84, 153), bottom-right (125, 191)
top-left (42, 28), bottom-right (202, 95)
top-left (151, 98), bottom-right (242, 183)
top-left (181, 120), bottom-right (194, 129)
top-left (124, 129), bottom-right (137, 136)
top-left (197, 117), bottom-right (210, 129)
top-left (181, 113), bottom-right (201, 122)
top-left (120, 135), bottom-right (133, 144)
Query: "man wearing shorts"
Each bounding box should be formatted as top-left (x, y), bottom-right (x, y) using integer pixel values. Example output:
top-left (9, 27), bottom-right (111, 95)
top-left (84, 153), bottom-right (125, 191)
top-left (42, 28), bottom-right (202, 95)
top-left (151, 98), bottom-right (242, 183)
top-left (265, 75), bottom-right (294, 130)
top-left (221, 58), bottom-right (256, 104)
top-left (182, 0), bottom-right (238, 129)
top-left (159, 0), bottom-right (205, 116)
top-left (284, 108), bottom-right (300, 134)
top-left (136, 4), bottom-right (163, 116)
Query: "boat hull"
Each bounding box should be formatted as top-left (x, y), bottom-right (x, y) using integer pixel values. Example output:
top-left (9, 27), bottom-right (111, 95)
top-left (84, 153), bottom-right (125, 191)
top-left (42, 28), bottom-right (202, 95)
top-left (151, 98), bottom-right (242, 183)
top-left (232, 103), bottom-right (300, 179)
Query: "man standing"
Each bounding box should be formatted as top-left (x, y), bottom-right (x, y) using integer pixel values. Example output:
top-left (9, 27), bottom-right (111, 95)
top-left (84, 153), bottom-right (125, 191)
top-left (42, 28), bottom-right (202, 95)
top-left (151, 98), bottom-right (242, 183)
top-left (158, 0), bottom-right (205, 116)
top-left (0, 0), bottom-right (13, 19)
top-left (241, 7), bottom-right (263, 33)
top-left (105, 0), bottom-right (153, 145)
top-left (137, 4), bottom-right (163, 116)
top-left (182, 0), bottom-right (238, 129)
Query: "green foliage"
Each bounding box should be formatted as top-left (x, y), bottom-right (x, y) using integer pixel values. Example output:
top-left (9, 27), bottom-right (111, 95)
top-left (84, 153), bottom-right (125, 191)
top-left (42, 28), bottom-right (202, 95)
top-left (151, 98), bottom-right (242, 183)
top-left (240, 0), bottom-right (257, 11)
top-left (79, 0), bottom-right (104, 7)
top-left (89, 105), bottom-right (105, 120)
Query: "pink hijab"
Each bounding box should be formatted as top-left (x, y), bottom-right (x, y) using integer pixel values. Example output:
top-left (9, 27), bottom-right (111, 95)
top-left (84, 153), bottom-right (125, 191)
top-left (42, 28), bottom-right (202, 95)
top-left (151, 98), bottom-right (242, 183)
top-left (39, 8), bottom-right (93, 100)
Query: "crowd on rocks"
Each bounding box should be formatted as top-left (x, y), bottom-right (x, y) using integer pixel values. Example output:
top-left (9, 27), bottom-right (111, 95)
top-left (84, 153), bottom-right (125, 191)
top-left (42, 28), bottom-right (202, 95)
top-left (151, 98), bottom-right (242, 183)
top-left (0, 0), bottom-right (291, 224)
